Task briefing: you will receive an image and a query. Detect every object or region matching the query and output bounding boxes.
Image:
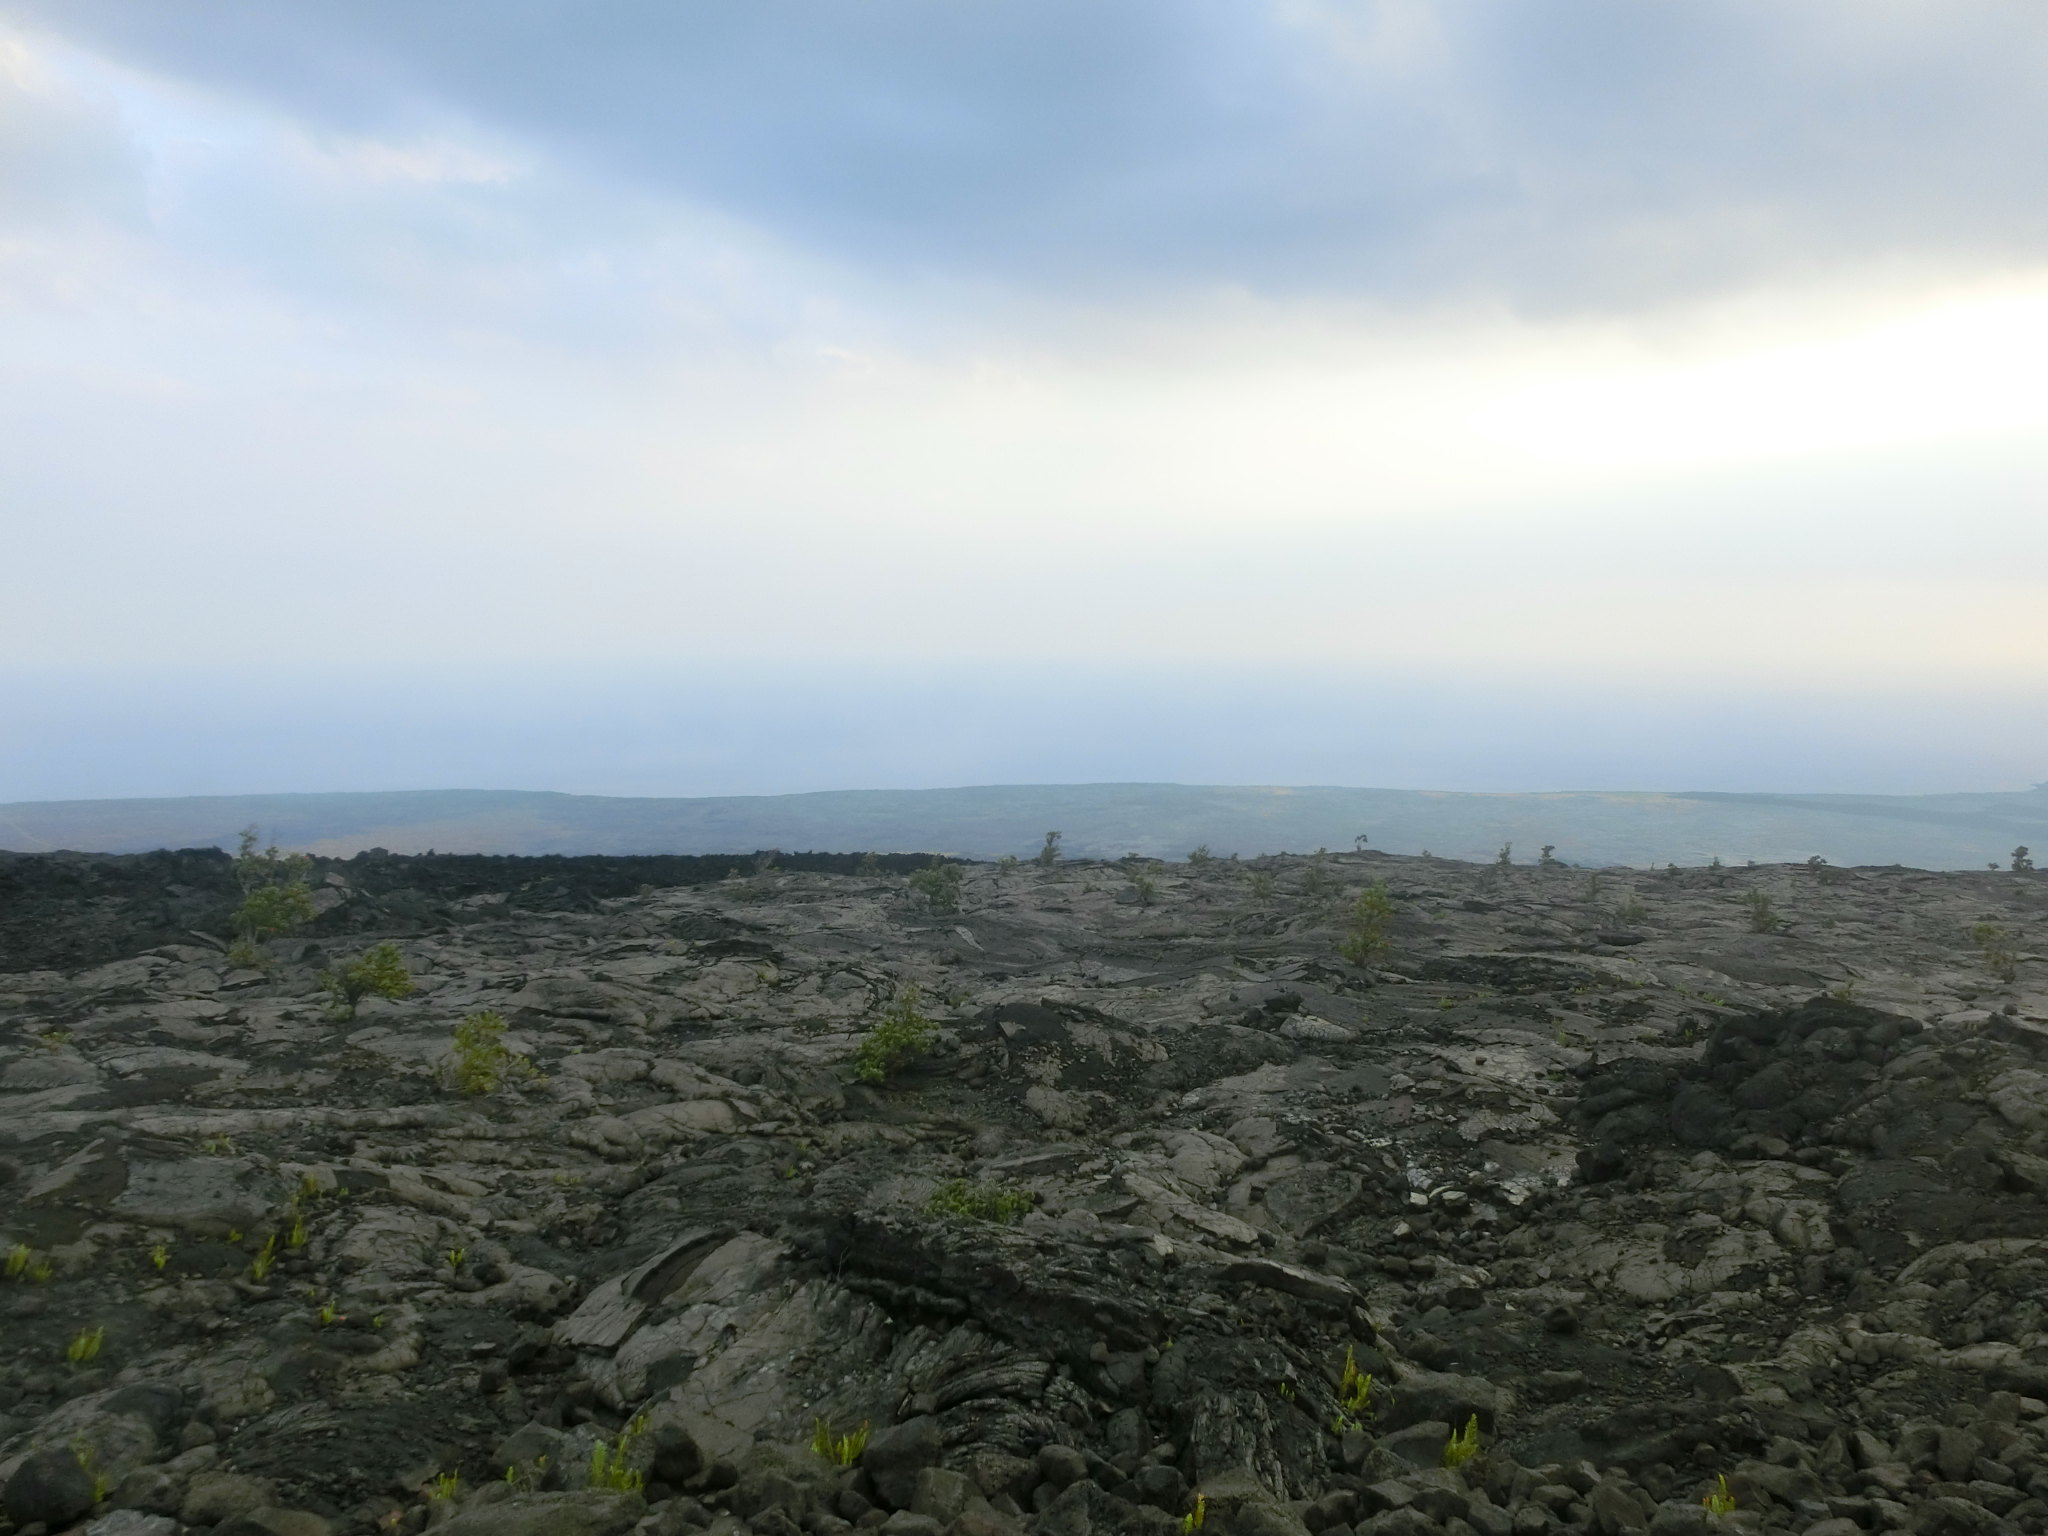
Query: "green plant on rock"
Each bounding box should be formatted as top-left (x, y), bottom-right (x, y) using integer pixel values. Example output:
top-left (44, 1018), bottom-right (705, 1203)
top-left (70, 1438), bottom-right (111, 1503)
top-left (149, 1243), bottom-right (170, 1271)
top-left (1179, 1494), bottom-right (1207, 1535)
top-left (588, 1415), bottom-right (648, 1493)
top-left (2013, 845), bottom-right (2035, 873)
top-left (907, 859), bottom-right (965, 914)
top-left (1972, 922), bottom-right (2019, 983)
top-left (1338, 881), bottom-right (1396, 966)
top-left (1335, 1346), bottom-right (1377, 1426)
top-left (229, 827), bottom-right (317, 952)
top-left (447, 1010), bottom-right (542, 1094)
top-left (1188, 845), bottom-right (1214, 866)
top-left (852, 984), bottom-right (938, 1084)
top-left (1035, 830), bottom-right (1064, 868)
top-left (1701, 1474), bottom-right (1736, 1516)
top-left (1495, 844), bottom-right (1513, 867)
top-left (249, 1235), bottom-right (278, 1282)
top-left (1128, 869), bottom-right (1159, 907)
top-left (429, 1472), bottom-right (460, 1503)
top-left (66, 1325), bottom-right (105, 1364)
top-left (504, 1454), bottom-right (550, 1494)
top-left (1245, 870), bottom-right (1277, 901)
top-left (811, 1417), bottom-right (870, 1467)
top-left (1441, 1415), bottom-right (1480, 1469)
top-left (320, 942), bottom-right (414, 1019)
top-left (926, 1178), bottom-right (1035, 1224)
top-left (1741, 889), bottom-right (1779, 934)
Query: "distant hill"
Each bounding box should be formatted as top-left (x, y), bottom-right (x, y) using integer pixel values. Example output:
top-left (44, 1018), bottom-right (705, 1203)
top-left (3, 783), bottom-right (2045, 869)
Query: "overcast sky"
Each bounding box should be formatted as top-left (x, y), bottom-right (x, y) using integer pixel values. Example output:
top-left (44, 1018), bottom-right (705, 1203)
top-left (4, 1), bottom-right (2046, 800)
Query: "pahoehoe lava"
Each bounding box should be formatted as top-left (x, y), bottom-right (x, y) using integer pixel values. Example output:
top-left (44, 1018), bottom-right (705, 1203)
top-left (3, 849), bottom-right (2048, 1536)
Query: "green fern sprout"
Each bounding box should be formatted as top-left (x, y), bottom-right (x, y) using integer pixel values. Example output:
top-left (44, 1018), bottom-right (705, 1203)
top-left (5, 1243), bottom-right (31, 1280)
top-left (249, 1235), bottom-right (278, 1282)
top-left (149, 1243), bottom-right (170, 1271)
top-left (67, 1326), bottom-right (106, 1364)
top-left (810, 1417), bottom-right (870, 1467)
top-left (588, 1415), bottom-right (649, 1493)
top-left (429, 1472), bottom-right (460, 1503)
top-left (1179, 1494), bottom-right (1208, 1535)
top-left (1441, 1415), bottom-right (1480, 1469)
top-left (1701, 1475), bottom-right (1736, 1516)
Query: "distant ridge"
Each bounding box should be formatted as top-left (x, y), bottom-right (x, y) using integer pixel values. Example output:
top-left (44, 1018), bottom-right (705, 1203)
top-left (3, 783), bottom-right (2045, 869)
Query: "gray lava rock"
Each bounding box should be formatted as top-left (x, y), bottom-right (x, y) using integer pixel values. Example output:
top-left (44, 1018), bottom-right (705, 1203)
top-left (4, 1444), bottom-right (98, 1530)
top-left (866, 1418), bottom-right (944, 1510)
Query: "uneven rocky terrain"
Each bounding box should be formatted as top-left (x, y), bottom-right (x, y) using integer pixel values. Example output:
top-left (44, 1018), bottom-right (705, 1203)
top-left (4, 849), bottom-right (2048, 1536)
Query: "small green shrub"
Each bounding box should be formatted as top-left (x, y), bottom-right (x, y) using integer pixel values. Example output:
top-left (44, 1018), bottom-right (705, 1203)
top-left (1338, 882), bottom-right (1396, 967)
top-left (852, 985), bottom-right (938, 1083)
top-left (2013, 845), bottom-right (2034, 873)
top-left (1035, 831), bottom-right (1063, 868)
top-left (1972, 922), bottom-right (2019, 982)
top-left (1246, 870), bottom-right (1277, 900)
top-left (1701, 1474), bottom-right (1736, 1515)
top-left (1128, 870), bottom-right (1158, 907)
top-left (447, 1010), bottom-right (542, 1094)
top-left (1180, 1494), bottom-right (1207, 1535)
top-left (1539, 844), bottom-right (1561, 868)
top-left (811, 1417), bottom-right (870, 1467)
top-left (1187, 845), bottom-right (1214, 866)
top-left (1742, 890), bottom-right (1779, 934)
top-left (926, 1178), bottom-right (1035, 1223)
top-left (429, 1471), bottom-right (460, 1503)
top-left (1441, 1415), bottom-right (1480, 1468)
top-left (66, 1325), bottom-right (105, 1364)
top-left (320, 943), bottom-right (413, 1019)
top-left (1302, 849), bottom-right (1334, 901)
top-left (908, 859), bottom-right (964, 913)
top-left (229, 828), bottom-right (317, 948)
top-left (588, 1415), bottom-right (648, 1493)
top-left (1495, 843), bottom-right (1513, 866)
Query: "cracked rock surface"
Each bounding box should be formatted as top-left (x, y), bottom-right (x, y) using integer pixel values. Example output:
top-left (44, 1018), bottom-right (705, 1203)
top-left (4, 850), bottom-right (2048, 1536)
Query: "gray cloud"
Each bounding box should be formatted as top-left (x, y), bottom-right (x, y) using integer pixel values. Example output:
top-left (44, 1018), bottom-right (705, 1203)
top-left (10, 0), bottom-right (2048, 310)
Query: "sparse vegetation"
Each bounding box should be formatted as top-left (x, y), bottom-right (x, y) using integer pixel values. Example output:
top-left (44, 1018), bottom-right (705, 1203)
top-left (1972, 922), bottom-right (2019, 983)
top-left (926, 1178), bottom-right (1035, 1223)
top-left (150, 1242), bottom-right (169, 1270)
top-left (1441, 1414), bottom-right (1480, 1468)
top-left (588, 1415), bottom-right (648, 1493)
top-left (229, 827), bottom-right (317, 959)
top-left (66, 1325), bottom-right (105, 1364)
top-left (1742, 889), bottom-right (1780, 934)
top-left (1539, 844), bottom-right (1561, 868)
top-left (1036, 830), bottom-right (1063, 868)
top-left (429, 1472), bottom-right (460, 1503)
top-left (1338, 881), bottom-right (1396, 967)
top-left (852, 984), bottom-right (939, 1083)
top-left (249, 1235), bottom-right (278, 1282)
top-left (1188, 845), bottom-right (1214, 866)
top-left (2014, 845), bottom-right (2034, 872)
top-left (1495, 843), bottom-right (1513, 866)
top-left (1701, 1474), bottom-right (1737, 1516)
top-left (320, 942), bottom-right (414, 1019)
top-left (1180, 1494), bottom-right (1208, 1535)
top-left (811, 1417), bottom-right (871, 1467)
top-left (1128, 868), bottom-right (1159, 906)
top-left (447, 1010), bottom-right (541, 1094)
top-left (908, 858), bottom-right (964, 913)
top-left (1246, 869), bottom-right (1277, 900)
top-left (1328, 1345), bottom-right (1379, 1432)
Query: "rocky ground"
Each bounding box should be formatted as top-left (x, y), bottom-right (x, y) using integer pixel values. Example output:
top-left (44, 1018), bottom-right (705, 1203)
top-left (4, 849), bottom-right (2048, 1536)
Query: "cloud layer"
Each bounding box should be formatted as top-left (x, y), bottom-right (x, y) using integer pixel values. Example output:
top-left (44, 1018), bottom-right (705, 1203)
top-left (3, 2), bottom-right (2047, 795)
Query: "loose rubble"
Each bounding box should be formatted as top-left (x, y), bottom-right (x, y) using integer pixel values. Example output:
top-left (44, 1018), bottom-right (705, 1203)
top-left (4, 849), bottom-right (2048, 1536)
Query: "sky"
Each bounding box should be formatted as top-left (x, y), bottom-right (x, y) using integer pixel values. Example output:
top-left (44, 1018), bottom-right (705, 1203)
top-left (3, 1), bottom-right (2047, 802)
